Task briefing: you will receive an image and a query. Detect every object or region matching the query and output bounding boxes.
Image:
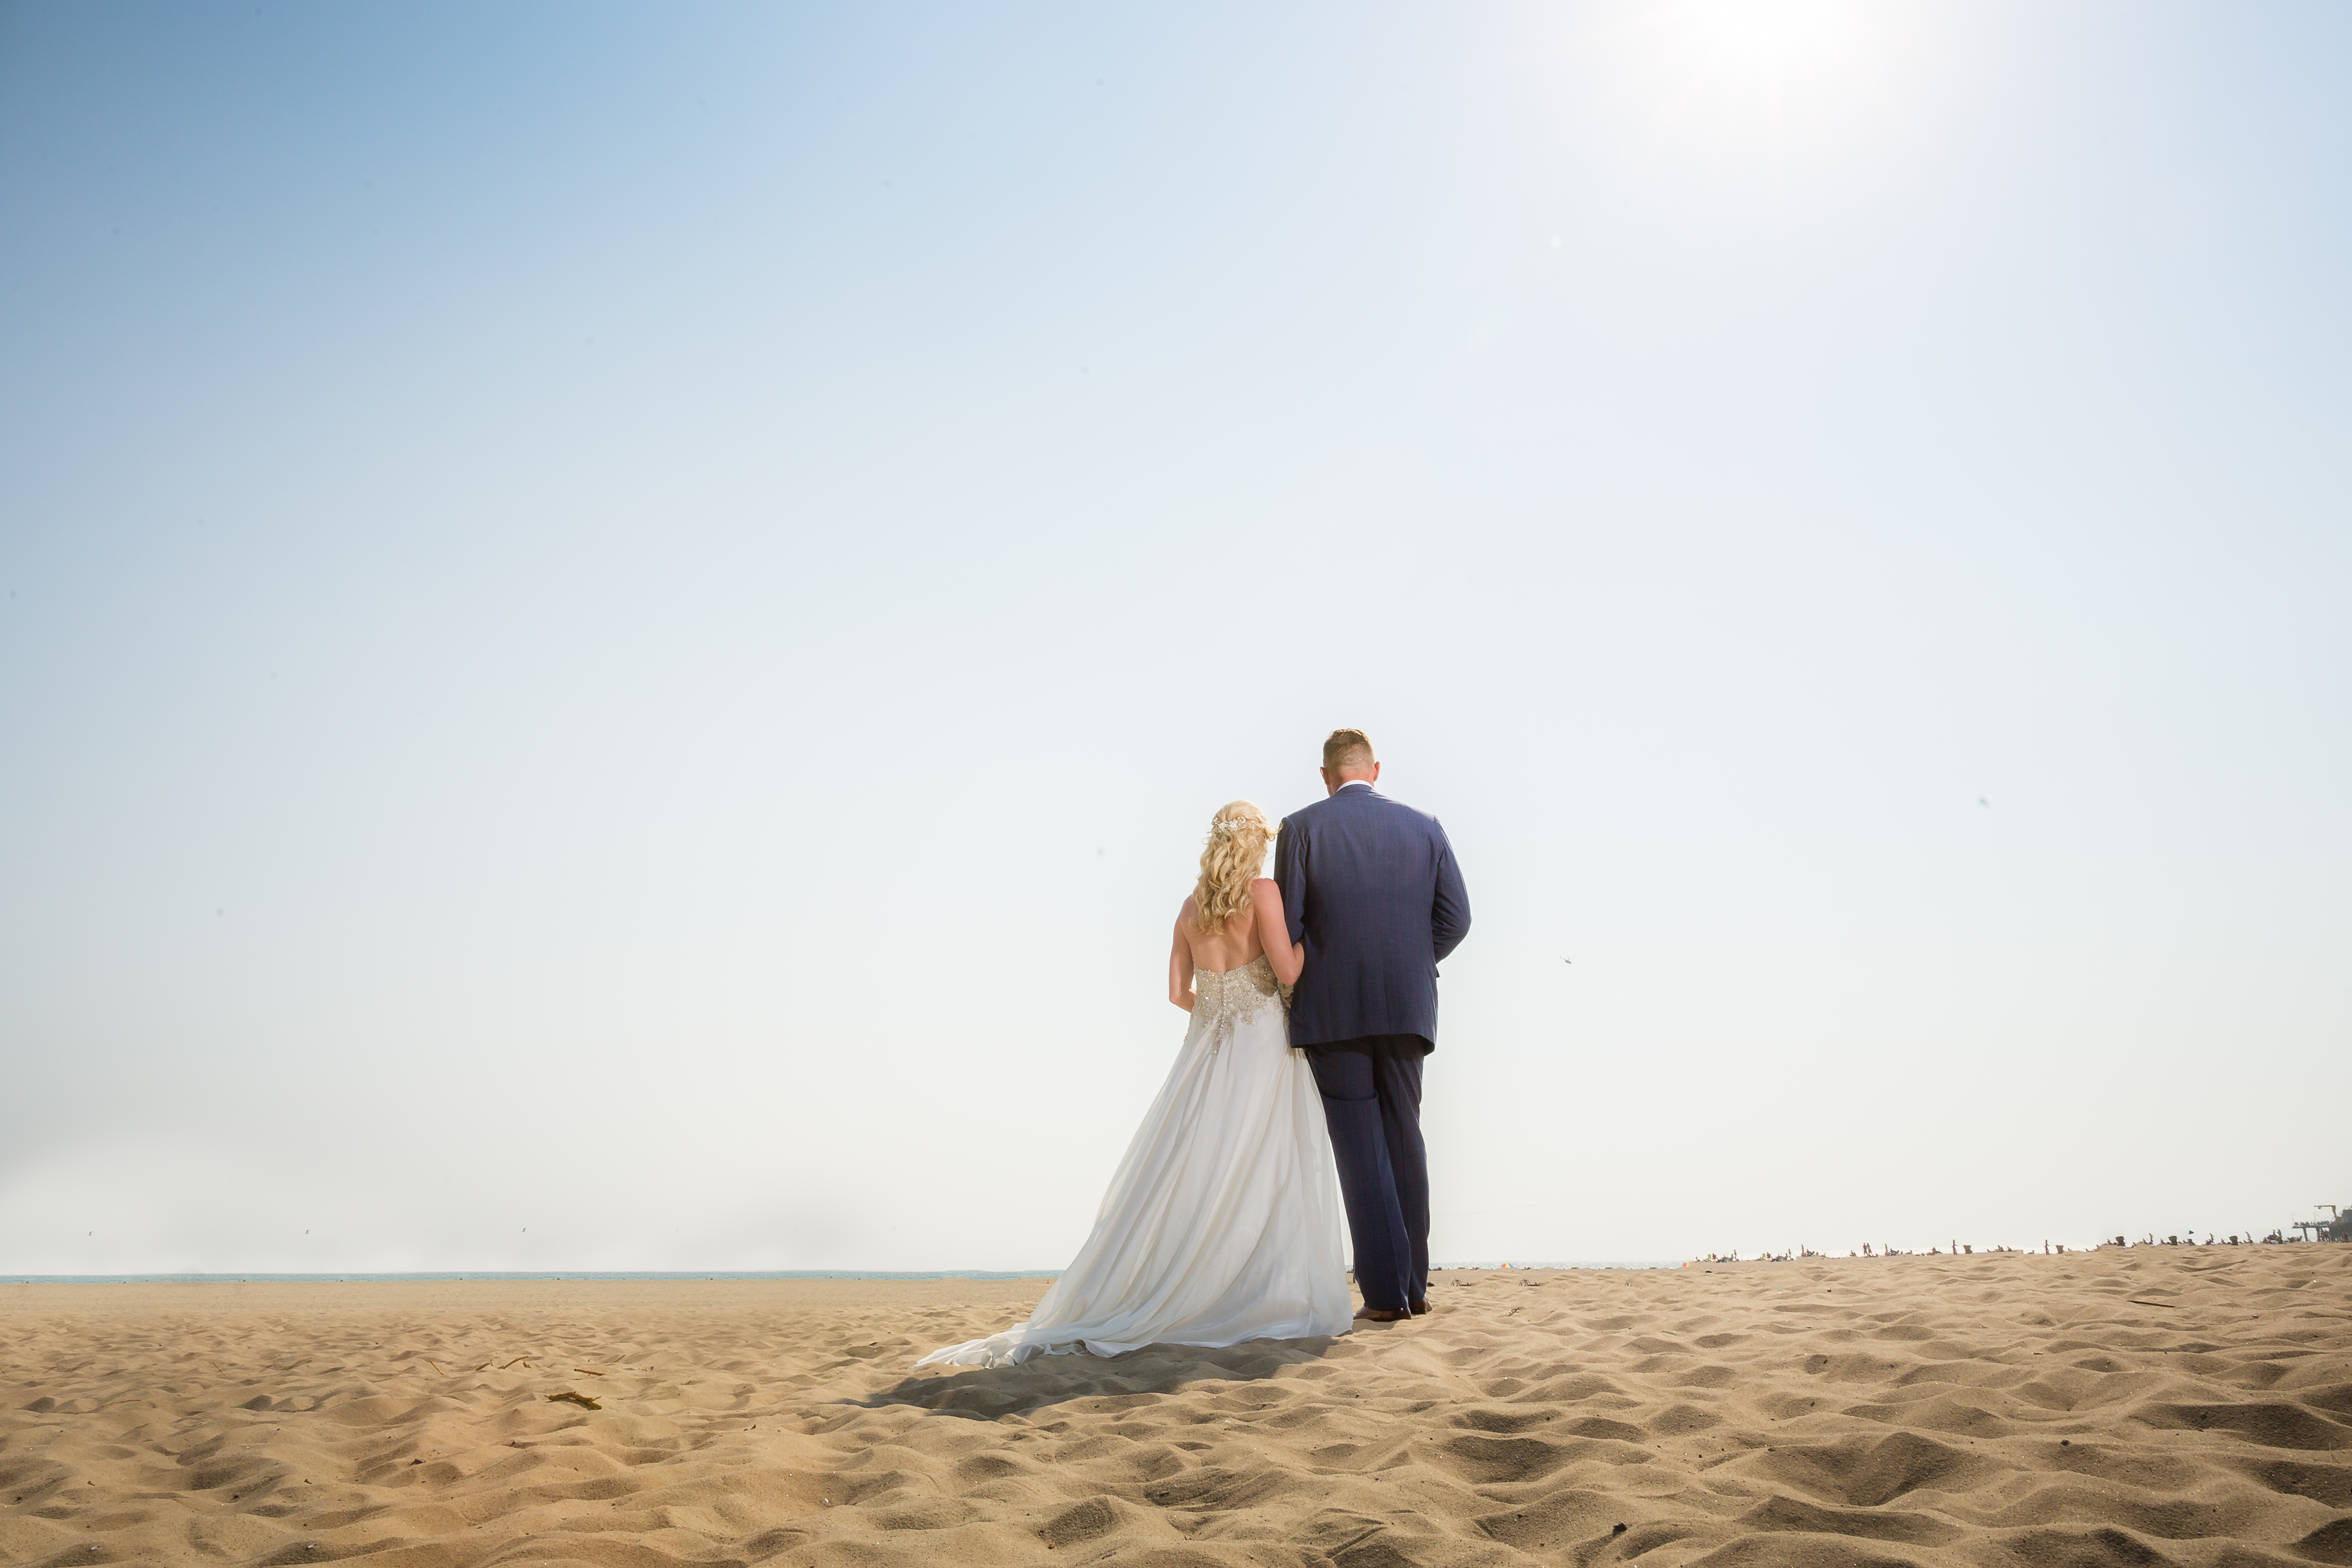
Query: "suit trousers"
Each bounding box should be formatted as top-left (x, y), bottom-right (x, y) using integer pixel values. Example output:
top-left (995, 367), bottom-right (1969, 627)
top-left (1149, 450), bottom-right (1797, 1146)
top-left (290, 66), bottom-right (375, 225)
top-left (1307, 1045), bottom-right (1428, 1311)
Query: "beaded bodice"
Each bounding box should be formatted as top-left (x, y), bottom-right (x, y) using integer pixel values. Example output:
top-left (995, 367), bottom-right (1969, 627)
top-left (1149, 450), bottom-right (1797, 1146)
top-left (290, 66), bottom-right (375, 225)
top-left (1193, 954), bottom-right (1286, 1054)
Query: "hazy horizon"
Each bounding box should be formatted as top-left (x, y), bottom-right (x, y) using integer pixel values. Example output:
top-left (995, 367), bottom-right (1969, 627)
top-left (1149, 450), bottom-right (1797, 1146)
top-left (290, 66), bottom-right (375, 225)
top-left (3, 0), bottom-right (2345, 1274)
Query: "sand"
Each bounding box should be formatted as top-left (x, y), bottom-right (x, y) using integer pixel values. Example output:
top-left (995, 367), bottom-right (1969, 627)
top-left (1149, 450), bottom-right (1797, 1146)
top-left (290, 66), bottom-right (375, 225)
top-left (3, 1247), bottom-right (2348, 1567)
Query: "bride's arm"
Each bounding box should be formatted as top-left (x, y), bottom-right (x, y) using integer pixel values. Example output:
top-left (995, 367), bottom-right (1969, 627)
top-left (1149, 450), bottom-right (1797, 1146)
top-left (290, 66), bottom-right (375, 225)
top-left (1168, 902), bottom-right (1197, 1012)
top-left (1250, 878), bottom-right (1305, 986)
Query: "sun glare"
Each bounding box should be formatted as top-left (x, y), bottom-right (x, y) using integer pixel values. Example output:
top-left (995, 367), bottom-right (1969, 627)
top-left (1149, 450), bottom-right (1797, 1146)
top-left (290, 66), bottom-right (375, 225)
top-left (1576, 0), bottom-right (1943, 188)
top-left (1670, 0), bottom-right (1872, 91)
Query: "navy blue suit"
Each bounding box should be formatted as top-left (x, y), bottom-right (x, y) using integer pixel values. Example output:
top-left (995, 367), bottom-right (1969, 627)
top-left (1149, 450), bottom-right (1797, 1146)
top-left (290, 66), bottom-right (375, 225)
top-left (1274, 782), bottom-right (1470, 1310)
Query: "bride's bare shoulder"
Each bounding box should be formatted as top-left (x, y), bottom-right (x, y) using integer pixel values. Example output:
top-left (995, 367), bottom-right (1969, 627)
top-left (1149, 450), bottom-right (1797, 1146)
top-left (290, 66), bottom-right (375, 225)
top-left (1176, 894), bottom-right (1209, 944)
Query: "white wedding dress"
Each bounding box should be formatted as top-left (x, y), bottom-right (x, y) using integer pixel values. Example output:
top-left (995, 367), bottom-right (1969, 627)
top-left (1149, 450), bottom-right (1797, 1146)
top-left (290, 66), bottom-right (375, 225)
top-left (918, 955), bottom-right (1352, 1368)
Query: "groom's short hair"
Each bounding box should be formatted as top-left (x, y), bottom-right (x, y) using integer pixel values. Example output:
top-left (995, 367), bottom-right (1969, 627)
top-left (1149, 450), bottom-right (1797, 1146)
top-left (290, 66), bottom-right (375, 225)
top-left (1323, 728), bottom-right (1375, 773)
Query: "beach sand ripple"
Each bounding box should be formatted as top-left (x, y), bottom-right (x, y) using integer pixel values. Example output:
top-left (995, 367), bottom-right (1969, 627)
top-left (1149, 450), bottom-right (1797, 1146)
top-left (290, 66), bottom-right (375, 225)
top-left (3, 1247), bottom-right (2346, 1565)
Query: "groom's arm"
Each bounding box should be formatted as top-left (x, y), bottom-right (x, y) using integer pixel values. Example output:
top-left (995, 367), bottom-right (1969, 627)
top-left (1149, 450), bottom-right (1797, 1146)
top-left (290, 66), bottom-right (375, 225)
top-left (1431, 825), bottom-right (1471, 963)
top-left (1274, 817), bottom-right (1309, 947)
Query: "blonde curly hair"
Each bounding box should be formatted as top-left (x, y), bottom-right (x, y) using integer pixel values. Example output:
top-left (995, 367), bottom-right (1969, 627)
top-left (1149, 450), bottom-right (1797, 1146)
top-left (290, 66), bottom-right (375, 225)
top-left (1192, 800), bottom-right (1274, 933)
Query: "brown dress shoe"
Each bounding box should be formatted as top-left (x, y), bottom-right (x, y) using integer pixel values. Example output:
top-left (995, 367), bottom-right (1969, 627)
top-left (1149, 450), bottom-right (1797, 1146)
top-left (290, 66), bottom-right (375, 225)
top-left (1354, 1306), bottom-right (1410, 1322)
top-left (1409, 1299), bottom-right (1430, 1315)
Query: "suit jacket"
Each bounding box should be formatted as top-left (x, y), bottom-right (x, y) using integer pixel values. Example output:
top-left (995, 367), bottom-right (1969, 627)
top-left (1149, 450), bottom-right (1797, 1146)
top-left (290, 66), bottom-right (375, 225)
top-left (1274, 784), bottom-right (1471, 1050)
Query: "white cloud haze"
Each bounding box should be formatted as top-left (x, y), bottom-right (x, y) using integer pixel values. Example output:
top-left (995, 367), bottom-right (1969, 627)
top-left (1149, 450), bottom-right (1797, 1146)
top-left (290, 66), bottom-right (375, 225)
top-left (2, 0), bottom-right (2345, 1273)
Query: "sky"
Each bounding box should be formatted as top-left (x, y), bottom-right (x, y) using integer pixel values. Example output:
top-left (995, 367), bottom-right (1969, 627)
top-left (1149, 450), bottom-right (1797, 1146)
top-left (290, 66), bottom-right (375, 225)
top-left (2, 0), bottom-right (2346, 1274)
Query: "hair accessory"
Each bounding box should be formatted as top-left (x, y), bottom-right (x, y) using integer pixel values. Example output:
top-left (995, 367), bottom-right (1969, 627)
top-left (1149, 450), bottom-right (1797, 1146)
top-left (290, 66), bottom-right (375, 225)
top-left (1211, 817), bottom-right (1257, 834)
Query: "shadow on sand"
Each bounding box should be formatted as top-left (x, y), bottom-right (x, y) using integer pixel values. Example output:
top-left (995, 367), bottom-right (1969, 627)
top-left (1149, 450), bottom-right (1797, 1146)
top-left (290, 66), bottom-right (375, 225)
top-left (847, 1335), bottom-right (1347, 1422)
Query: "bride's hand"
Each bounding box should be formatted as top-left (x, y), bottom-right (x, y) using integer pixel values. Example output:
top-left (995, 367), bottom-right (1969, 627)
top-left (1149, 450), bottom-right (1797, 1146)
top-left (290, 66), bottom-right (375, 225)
top-left (1249, 878), bottom-right (1305, 986)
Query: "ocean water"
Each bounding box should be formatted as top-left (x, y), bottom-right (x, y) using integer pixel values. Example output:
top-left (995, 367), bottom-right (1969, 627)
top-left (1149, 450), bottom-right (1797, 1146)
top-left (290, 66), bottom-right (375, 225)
top-left (0, 1271), bottom-right (1065, 1285)
top-left (1442, 1261), bottom-right (1680, 1271)
top-left (4, 1263), bottom-right (1677, 1284)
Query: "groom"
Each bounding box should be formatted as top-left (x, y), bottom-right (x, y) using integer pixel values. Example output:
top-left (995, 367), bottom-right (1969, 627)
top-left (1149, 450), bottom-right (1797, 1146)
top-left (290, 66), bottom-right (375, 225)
top-left (1275, 729), bottom-right (1471, 1322)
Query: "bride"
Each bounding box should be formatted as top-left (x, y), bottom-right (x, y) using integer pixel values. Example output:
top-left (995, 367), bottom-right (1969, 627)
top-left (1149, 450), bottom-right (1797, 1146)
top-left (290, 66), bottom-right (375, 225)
top-left (917, 801), bottom-right (1353, 1367)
